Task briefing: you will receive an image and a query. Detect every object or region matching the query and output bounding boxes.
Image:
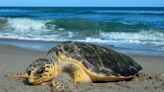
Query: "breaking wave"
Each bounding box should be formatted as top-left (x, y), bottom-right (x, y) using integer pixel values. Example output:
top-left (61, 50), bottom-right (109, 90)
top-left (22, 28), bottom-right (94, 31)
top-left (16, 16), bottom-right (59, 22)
top-left (0, 17), bottom-right (164, 49)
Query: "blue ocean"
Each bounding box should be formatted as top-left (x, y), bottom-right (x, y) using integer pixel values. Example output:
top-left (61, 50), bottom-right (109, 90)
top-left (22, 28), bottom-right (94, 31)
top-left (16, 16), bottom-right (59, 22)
top-left (0, 7), bottom-right (164, 55)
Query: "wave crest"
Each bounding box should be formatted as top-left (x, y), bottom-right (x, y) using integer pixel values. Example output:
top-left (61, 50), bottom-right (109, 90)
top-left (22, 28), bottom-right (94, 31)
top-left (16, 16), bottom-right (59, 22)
top-left (4, 18), bottom-right (49, 32)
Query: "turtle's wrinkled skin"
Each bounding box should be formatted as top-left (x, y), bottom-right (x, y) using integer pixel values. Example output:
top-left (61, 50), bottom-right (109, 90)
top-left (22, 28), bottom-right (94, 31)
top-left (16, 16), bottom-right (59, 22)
top-left (12, 41), bottom-right (142, 90)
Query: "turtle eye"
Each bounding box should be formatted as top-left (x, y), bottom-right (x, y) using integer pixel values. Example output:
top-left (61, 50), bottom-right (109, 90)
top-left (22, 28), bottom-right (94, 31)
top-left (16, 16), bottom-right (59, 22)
top-left (36, 67), bottom-right (45, 74)
top-left (27, 71), bottom-right (31, 75)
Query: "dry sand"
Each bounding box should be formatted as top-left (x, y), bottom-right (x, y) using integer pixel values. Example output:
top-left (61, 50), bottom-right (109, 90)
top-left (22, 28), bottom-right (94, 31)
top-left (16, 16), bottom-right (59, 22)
top-left (0, 45), bottom-right (164, 92)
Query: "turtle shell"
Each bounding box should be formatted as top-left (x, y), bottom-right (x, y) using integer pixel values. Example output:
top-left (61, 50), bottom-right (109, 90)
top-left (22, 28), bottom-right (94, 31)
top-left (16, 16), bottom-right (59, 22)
top-left (48, 41), bottom-right (142, 76)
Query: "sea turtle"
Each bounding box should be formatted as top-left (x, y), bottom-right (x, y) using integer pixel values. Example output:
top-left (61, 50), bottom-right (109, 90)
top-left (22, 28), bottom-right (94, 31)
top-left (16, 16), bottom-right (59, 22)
top-left (11, 41), bottom-right (142, 90)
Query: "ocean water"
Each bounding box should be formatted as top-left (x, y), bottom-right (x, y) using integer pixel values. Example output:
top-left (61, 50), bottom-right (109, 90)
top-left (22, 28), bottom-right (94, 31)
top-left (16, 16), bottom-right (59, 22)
top-left (0, 7), bottom-right (164, 55)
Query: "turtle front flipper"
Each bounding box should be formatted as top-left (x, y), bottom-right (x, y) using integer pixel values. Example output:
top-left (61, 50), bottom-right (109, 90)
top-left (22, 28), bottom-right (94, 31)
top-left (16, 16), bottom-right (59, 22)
top-left (59, 54), bottom-right (92, 83)
top-left (14, 73), bottom-right (29, 78)
top-left (51, 73), bottom-right (77, 91)
top-left (5, 73), bottom-right (29, 79)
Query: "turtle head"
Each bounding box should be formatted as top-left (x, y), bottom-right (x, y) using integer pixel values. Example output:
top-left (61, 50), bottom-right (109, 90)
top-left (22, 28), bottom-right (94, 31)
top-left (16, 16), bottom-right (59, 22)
top-left (26, 58), bottom-right (59, 85)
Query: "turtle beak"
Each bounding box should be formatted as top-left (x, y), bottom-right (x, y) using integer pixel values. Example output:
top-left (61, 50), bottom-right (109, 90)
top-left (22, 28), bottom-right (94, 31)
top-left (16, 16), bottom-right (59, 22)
top-left (27, 71), bottom-right (35, 84)
top-left (27, 70), bottom-right (43, 85)
top-left (28, 77), bottom-right (34, 83)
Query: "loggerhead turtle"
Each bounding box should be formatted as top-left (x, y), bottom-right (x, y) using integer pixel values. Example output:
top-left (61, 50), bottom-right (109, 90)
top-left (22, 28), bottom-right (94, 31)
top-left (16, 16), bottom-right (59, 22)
top-left (11, 41), bottom-right (142, 90)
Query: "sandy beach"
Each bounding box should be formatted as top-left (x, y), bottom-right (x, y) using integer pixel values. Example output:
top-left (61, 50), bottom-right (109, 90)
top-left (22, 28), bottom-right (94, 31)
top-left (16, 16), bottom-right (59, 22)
top-left (0, 45), bottom-right (163, 92)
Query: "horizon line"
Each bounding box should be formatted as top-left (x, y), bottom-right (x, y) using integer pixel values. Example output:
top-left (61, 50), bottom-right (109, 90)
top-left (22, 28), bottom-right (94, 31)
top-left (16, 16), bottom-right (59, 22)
top-left (0, 6), bottom-right (164, 8)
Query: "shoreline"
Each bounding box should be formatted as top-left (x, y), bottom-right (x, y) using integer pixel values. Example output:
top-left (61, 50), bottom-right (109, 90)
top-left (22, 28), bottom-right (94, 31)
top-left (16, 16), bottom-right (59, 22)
top-left (1, 38), bottom-right (164, 56)
top-left (0, 44), bottom-right (164, 92)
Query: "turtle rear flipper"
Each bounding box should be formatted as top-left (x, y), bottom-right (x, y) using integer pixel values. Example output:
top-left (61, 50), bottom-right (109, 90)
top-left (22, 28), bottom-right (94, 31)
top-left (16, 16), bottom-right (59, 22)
top-left (51, 73), bottom-right (77, 92)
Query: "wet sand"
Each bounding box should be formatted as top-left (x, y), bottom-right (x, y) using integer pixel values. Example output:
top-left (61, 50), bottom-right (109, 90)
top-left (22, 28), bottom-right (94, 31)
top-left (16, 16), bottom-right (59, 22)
top-left (0, 45), bottom-right (164, 92)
